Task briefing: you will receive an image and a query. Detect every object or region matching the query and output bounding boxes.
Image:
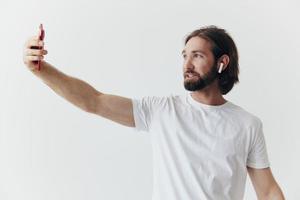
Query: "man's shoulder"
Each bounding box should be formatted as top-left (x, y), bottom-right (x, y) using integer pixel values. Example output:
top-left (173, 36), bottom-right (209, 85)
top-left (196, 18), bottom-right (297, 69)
top-left (132, 93), bottom-right (187, 113)
top-left (228, 102), bottom-right (262, 127)
top-left (134, 93), bottom-right (185, 104)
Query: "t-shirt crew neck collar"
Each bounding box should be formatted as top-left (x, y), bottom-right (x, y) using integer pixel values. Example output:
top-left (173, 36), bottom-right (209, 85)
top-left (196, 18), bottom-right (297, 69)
top-left (186, 91), bottom-right (231, 110)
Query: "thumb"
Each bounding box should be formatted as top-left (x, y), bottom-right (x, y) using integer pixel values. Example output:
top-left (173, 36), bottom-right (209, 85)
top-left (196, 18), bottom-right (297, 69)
top-left (37, 28), bottom-right (42, 38)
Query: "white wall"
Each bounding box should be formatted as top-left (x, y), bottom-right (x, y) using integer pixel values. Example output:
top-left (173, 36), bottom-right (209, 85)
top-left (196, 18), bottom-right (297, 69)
top-left (0, 0), bottom-right (299, 199)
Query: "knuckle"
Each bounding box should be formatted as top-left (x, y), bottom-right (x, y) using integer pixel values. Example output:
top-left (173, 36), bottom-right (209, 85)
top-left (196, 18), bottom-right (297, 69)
top-left (26, 49), bottom-right (31, 55)
top-left (25, 49), bottom-right (31, 56)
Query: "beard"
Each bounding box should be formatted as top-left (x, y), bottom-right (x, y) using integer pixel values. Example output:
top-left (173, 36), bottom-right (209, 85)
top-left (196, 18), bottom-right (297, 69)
top-left (184, 63), bottom-right (219, 91)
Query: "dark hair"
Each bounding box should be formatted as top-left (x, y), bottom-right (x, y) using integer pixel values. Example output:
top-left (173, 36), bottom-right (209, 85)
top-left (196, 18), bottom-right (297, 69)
top-left (184, 25), bottom-right (239, 95)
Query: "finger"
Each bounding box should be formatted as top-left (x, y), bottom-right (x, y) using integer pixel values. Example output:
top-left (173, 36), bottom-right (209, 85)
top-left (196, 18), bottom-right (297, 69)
top-left (30, 35), bottom-right (40, 40)
top-left (26, 55), bottom-right (44, 62)
top-left (25, 49), bottom-right (48, 56)
top-left (24, 36), bottom-right (39, 47)
top-left (26, 39), bottom-right (44, 48)
top-left (38, 29), bottom-right (42, 38)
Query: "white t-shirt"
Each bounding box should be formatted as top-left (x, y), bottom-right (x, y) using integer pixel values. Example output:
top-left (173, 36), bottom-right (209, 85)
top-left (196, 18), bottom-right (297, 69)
top-left (132, 92), bottom-right (270, 200)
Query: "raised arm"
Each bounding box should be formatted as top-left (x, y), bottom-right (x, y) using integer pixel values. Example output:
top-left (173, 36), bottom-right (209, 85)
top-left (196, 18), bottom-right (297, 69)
top-left (23, 35), bottom-right (135, 127)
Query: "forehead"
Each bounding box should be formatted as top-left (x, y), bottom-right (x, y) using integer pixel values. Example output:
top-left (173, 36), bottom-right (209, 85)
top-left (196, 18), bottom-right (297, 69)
top-left (182, 36), bottom-right (213, 54)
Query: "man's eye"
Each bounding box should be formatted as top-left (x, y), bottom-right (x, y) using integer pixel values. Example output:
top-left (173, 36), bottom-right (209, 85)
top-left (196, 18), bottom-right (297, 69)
top-left (194, 54), bottom-right (203, 58)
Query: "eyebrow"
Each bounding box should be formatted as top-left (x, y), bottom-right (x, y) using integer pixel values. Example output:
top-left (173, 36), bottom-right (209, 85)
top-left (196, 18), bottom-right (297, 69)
top-left (181, 49), bottom-right (206, 55)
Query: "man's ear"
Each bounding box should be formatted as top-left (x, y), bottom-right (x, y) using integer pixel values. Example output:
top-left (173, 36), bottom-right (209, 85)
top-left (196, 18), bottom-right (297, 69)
top-left (218, 54), bottom-right (230, 71)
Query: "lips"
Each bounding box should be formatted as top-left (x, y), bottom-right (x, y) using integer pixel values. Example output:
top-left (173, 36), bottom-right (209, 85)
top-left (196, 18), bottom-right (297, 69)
top-left (185, 72), bottom-right (199, 79)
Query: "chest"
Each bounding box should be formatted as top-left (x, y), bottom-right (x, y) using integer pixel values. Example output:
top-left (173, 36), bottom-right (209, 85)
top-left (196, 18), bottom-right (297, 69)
top-left (152, 108), bottom-right (251, 164)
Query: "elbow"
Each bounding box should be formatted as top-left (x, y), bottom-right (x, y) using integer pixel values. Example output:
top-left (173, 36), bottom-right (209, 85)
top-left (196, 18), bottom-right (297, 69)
top-left (260, 186), bottom-right (285, 200)
top-left (267, 191), bottom-right (285, 200)
top-left (85, 92), bottom-right (102, 114)
top-left (84, 105), bottom-right (95, 114)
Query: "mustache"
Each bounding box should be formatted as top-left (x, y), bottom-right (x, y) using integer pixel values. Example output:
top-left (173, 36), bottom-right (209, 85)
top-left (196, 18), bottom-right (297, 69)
top-left (184, 71), bottom-right (200, 78)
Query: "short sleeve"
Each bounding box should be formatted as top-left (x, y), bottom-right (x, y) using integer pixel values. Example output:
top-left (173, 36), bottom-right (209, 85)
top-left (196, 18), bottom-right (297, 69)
top-left (131, 96), bottom-right (168, 132)
top-left (246, 119), bottom-right (270, 169)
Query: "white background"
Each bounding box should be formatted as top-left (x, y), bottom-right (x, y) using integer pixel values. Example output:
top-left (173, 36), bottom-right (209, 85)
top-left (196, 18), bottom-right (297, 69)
top-left (0, 0), bottom-right (299, 199)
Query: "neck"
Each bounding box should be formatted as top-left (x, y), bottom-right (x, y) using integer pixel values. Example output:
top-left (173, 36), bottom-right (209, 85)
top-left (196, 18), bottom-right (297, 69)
top-left (190, 80), bottom-right (227, 106)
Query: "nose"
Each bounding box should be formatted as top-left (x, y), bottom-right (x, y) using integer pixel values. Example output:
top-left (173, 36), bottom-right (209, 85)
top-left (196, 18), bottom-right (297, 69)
top-left (183, 56), bottom-right (194, 71)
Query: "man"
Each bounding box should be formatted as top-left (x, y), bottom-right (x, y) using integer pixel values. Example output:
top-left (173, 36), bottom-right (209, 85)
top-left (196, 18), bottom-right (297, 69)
top-left (23, 25), bottom-right (285, 199)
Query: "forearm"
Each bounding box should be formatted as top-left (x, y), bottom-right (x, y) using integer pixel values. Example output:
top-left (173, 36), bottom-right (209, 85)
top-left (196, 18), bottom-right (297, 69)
top-left (32, 61), bottom-right (101, 112)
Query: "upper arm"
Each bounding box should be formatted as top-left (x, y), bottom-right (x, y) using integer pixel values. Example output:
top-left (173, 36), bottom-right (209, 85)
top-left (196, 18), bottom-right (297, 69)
top-left (91, 93), bottom-right (135, 127)
top-left (247, 167), bottom-right (284, 199)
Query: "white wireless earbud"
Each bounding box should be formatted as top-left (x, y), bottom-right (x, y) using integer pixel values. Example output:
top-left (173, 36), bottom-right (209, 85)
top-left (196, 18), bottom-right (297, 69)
top-left (218, 63), bottom-right (224, 73)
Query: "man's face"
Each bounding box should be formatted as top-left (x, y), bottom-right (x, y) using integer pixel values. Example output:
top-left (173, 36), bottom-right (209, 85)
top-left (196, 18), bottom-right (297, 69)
top-left (182, 36), bottom-right (218, 91)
